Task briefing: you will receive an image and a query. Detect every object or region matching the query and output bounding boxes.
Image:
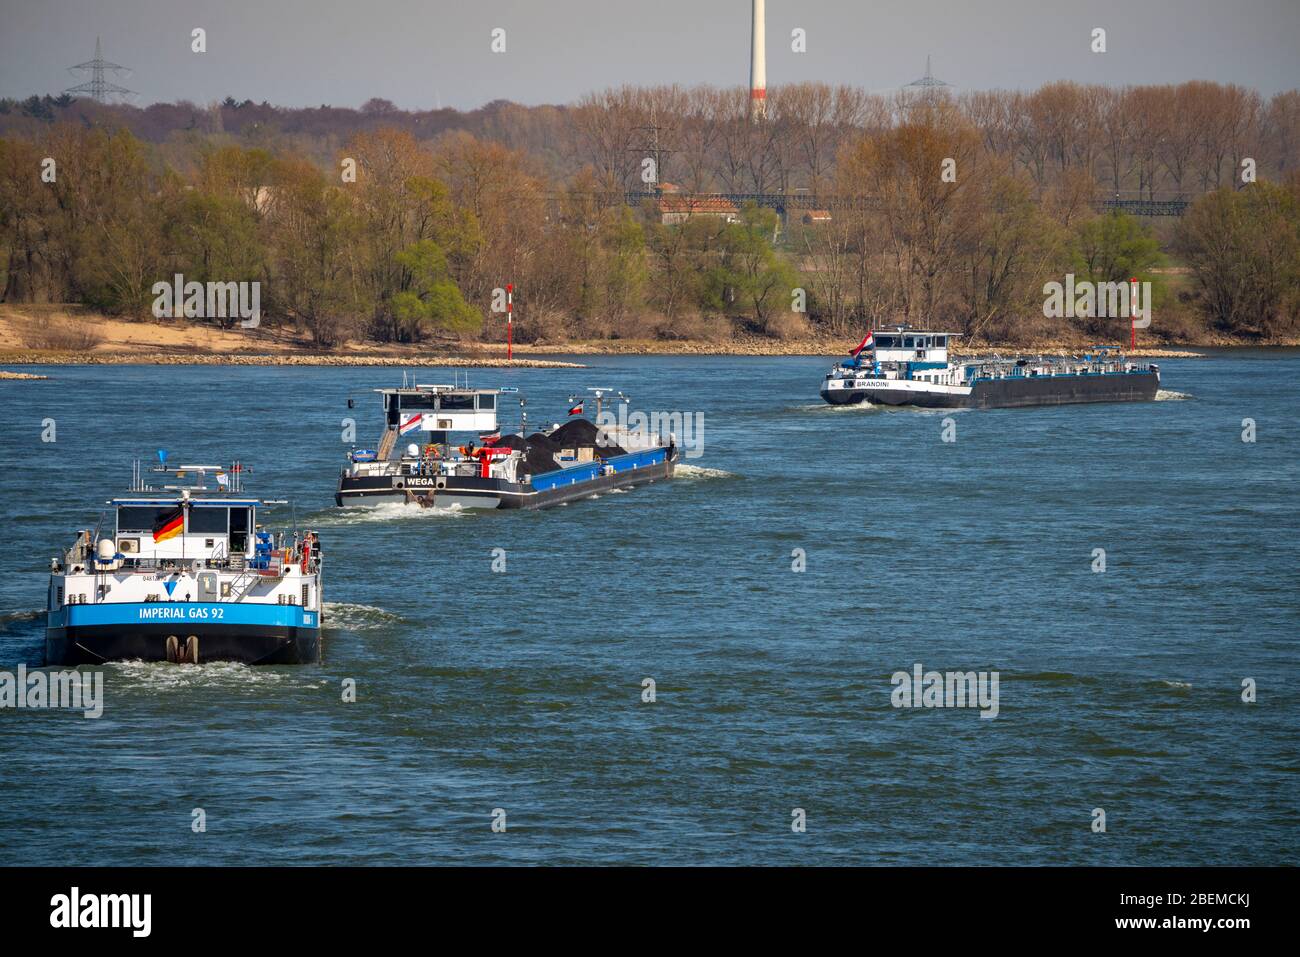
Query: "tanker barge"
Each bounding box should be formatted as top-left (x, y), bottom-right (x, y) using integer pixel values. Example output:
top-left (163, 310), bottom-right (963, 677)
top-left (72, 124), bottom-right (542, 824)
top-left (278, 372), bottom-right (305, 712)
top-left (820, 328), bottom-right (1160, 408)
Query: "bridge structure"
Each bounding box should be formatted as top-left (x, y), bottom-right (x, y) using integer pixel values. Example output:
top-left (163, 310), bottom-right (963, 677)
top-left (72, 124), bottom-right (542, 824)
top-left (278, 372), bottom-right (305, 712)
top-left (625, 190), bottom-right (1190, 218)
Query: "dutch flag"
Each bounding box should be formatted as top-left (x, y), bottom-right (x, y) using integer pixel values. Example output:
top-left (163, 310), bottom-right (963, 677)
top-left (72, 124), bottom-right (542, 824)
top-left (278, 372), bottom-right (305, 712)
top-left (850, 332), bottom-right (874, 358)
top-left (399, 413), bottom-right (423, 435)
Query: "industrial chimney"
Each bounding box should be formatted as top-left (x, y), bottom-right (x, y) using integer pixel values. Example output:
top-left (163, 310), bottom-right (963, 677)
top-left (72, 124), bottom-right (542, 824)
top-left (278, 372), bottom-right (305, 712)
top-left (749, 0), bottom-right (766, 121)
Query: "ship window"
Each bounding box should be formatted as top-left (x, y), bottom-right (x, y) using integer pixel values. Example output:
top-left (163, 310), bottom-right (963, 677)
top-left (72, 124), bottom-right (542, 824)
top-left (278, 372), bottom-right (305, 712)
top-left (477, 394), bottom-right (496, 410)
top-left (935, 336), bottom-right (947, 346)
top-left (117, 507), bottom-right (175, 532)
top-left (229, 508), bottom-right (251, 553)
top-left (904, 337), bottom-right (915, 347)
top-left (400, 394), bottom-right (439, 411)
top-left (189, 507), bottom-right (229, 534)
top-left (439, 393), bottom-right (474, 411)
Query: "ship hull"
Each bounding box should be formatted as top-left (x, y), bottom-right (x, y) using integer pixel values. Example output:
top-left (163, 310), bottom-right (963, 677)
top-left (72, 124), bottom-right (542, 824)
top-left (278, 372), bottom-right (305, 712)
top-left (44, 602), bottom-right (322, 665)
top-left (821, 371), bottom-right (1159, 409)
top-left (45, 624), bottom-right (320, 666)
top-left (336, 447), bottom-right (676, 510)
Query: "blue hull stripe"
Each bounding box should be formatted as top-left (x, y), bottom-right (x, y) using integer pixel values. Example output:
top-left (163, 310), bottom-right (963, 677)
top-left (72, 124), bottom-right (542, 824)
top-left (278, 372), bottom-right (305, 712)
top-left (48, 602), bottom-right (319, 630)
top-left (529, 448), bottom-right (666, 493)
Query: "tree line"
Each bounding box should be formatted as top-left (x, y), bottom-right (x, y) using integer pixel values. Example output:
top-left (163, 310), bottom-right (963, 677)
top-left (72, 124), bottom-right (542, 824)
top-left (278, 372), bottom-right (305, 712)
top-left (1, 81), bottom-right (1298, 346)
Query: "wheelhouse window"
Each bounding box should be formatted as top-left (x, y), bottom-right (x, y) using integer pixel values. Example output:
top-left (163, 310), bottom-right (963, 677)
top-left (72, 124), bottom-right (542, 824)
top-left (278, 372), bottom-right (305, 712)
top-left (477, 393), bottom-right (496, 410)
top-left (399, 394), bottom-right (439, 411)
top-left (116, 507), bottom-right (176, 533)
top-left (188, 507), bottom-right (229, 535)
top-left (439, 393), bottom-right (475, 411)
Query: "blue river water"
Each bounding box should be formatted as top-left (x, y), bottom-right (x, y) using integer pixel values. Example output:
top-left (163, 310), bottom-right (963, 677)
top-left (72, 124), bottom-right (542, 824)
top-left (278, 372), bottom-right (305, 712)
top-left (0, 354), bottom-right (1296, 865)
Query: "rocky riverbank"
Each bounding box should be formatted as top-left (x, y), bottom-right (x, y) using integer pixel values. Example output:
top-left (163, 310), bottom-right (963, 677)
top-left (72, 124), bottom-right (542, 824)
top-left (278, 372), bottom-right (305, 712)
top-left (0, 351), bottom-right (584, 369)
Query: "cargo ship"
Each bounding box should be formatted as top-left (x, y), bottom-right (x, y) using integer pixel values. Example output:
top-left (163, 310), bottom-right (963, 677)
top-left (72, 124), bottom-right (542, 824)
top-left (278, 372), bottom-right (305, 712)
top-left (45, 454), bottom-right (322, 665)
top-left (336, 381), bottom-right (678, 510)
top-left (820, 327), bottom-right (1160, 408)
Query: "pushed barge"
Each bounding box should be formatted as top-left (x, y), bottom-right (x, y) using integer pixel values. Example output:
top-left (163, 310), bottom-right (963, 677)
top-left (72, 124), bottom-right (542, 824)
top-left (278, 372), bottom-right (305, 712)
top-left (820, 328), bottom-right (1160, 409)
top-left (336, 382), bottom-right (678, 510)
top-left (46, 455), bottom-right (322, 665)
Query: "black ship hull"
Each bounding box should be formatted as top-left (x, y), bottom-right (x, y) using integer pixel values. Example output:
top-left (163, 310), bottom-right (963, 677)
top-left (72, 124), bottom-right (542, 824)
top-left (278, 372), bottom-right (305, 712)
top-left (45, 624), bottom-right (321, 666)
top-left (822, 371), bottom-right (1159, 409)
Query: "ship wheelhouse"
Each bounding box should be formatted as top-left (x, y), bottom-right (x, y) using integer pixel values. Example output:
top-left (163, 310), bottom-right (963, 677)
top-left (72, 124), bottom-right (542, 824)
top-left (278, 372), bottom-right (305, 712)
top-left (110, 496), bottom-right (261, 568)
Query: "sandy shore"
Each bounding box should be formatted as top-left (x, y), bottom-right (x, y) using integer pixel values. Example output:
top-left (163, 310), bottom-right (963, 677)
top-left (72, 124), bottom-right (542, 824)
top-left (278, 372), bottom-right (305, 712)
top-left (4, 307), bottom-right (1289, 365)
top-left (0, 351), bottom-right (584, 368)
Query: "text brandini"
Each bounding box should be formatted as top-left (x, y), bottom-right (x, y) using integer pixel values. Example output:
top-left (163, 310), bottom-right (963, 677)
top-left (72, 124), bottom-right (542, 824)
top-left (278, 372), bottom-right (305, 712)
top-left (152, 273), bottom-right (260, 328)
top-left (50, 887), bottom-right (151, 937)
top-left (891, 663), bottom-right (1000, 719)
top-left (1042, 274), bottom-right (1151, 327)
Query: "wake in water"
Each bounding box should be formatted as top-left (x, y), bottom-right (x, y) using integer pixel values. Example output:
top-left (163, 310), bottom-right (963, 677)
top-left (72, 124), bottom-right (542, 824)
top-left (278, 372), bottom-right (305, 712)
top-left (107, 659), bottom-right (321, 692)
top-left (322, 601), bottom-right (403, 632)
top-left (1156, 389), bottom-right (1193, 401)
top-left (0, 609), bottom-right (42, 629)
top-left (310, 501), bottom-right (468, 526)
top-left (675, 463), bottom-right (738, 480)
top-left (799, 400), bottom-right (878, 414)
top-left (798, 400), bottom-right (971, 416)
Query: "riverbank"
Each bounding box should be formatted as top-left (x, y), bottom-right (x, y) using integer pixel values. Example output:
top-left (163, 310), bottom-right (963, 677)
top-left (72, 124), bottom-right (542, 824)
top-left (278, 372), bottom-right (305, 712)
top-left (0, 351), bottom-right (583, 369)
top-left (5, 307), bottom-right (1293, 364)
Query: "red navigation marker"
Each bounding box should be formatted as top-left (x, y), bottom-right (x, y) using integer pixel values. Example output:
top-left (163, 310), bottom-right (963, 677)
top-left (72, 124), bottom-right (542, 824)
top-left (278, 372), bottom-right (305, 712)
top-left (1129, 278), bottom-right (1140, 350)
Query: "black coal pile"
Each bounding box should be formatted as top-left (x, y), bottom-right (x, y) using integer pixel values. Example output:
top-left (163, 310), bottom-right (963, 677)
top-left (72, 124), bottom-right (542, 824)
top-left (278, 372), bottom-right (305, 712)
top-left (548, 418), bottom-right (626, 456)
top-left (492, 434), bottom-right (527, 452)
top-left (496, 420), bottom-right (637, 481)
top-left (524, 431), bottom-right (561, 454)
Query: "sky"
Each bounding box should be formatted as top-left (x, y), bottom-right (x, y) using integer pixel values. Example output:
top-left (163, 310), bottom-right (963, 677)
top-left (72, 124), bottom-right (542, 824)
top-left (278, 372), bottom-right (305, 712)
top-left (1, 0), bottom-right (1297, 110)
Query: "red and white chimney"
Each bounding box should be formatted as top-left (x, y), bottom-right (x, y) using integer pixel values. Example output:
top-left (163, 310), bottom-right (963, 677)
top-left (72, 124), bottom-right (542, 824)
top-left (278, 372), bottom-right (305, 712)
top-left (749, 0), bottom-right (766, 121)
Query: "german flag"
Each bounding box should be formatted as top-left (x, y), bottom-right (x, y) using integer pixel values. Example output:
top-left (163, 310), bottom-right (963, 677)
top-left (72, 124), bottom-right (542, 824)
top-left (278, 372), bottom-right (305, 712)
top-left (153, 506), bottom-right (185, 543)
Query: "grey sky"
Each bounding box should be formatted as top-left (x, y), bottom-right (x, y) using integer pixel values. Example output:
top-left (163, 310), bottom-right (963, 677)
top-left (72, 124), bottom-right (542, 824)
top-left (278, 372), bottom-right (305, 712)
top-left (2, 0), bottom-right (1297, 109)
